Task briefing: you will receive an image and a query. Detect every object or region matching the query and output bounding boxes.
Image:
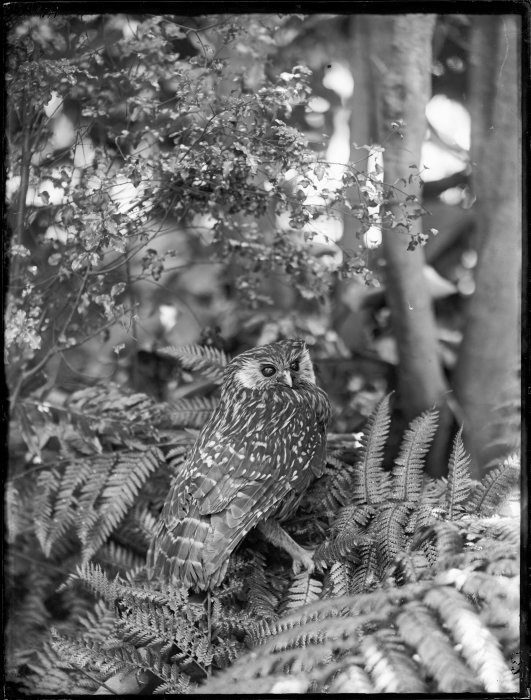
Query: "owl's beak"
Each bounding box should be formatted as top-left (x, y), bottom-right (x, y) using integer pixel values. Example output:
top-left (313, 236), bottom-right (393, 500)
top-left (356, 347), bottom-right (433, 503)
top-left (279, 370), bottom-right (292, 387)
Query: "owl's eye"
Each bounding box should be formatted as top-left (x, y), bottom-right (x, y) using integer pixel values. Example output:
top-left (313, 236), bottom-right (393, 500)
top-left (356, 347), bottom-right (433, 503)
top-left (260, 364), bottom-right (277, 377)
top-left (290, 360), bottom-right (300, 372)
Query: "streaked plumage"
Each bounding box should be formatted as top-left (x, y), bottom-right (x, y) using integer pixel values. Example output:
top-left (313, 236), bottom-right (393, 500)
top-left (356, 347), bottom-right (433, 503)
top-left (147, 339), bottom-right (330, 591)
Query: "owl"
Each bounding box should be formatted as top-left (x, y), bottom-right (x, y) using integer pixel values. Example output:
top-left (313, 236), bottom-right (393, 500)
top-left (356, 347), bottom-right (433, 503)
top-left (147, 339), bottom-right (330, 591)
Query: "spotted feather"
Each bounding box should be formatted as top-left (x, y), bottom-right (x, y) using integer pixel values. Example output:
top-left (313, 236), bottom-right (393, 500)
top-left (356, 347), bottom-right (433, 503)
top-left (147, 339), bottom-right (330, 591)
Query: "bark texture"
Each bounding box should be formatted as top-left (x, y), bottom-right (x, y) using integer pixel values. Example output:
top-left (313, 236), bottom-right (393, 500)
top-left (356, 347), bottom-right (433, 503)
top-left (369, 16), bottom-right (449, 425)
top-left (453, 16), bottom-right (521, 474)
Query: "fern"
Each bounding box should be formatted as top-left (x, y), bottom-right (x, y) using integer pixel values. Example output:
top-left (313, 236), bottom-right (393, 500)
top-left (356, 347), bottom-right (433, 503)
top-left (350, 541), bottom-right (380, 594)
top-left (423, 586), bottom-right (517, 692)
top-left (446, 427), bottom-right (472, 518)
top-left (8, 352), bottom-right (521, 695)
top-left (80, 448), bottom-right (163, 561)
top-left (395, 600), bottom-right (481, 692)
top-left (168, 396), bottom-right (219, 428)
top-left (361, 627), bottom-right (428, 692)
top-left (351, 393), bottom-right (392, 505)
top-left (391, 408), bottom-right (438, 502)
top-left (245, 551), bottom-right (280, 619)
top-left (33, 469), bottom-right (61, 555)
top-left (466, 455), bottom-right (520, 516)
top-left (159, 344), bottom-right (229, 384)
top-left (280, 572), bottom-right (323, 614)
top-left (373, 502), bottom-right (412, 574)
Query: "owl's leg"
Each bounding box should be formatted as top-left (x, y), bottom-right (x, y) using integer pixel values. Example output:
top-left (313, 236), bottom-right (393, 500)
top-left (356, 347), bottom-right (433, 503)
top-left (257, 519), bottom-right (314, 574)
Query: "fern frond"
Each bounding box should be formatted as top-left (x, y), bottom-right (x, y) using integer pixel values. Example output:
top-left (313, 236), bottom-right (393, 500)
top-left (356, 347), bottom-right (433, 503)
top-left (435, 568), bottom-right (519, 607)
top-left (96, 540), bottom-right (145, 574)
top-left (395, 600), bottom-right (480, 692)
top-left (391, 409), bottom-right (438, 502)
top-left (76, 599), bottom-right (117, 643)
top-left (160, 344), bottom-right (229, 383)
top-left (51, 630), bottom-right (184, 684)
top-left (352, 393), bottom-right (392, 505)
top-left (446, 427), bottom-right (472, 518)
top-left (465, 515), bottom-right (520, 545)
top-left (412, 520), bottom-right (463, 568)
top-left (62, 562), bottom-right (190, 613)
top-left (361, 627), bottom-right (428, 692)
top-left (20, 638), bottom-right (100, 695)
top-left (350, 541), bottom-right (380, 594)
top-left (245, 552), bottom-right (280, 620)
top-left (305, 453), bottom-right (359, 515)
top-left (373, 502), bottom-right (411, 574)
top-left (328, 661), bottom-right (375, 692)
top-left (6, 481), bottom-right (33, 542)
top-left (279, 572), bottom-right (323, 614)
top-left (168, 396), bottom-right (219, 428)
top-left (33, 469), bottom-right (61, 555)
top-left (50, 629), bottom-right (122, 677)
top-left (466, 455), bottom-right (520, 516)
top-left (115, 505), bottom-right (159, 552)
top-left (323, 561), bottom-right (355, 597)
top-left (154, 671), bottom-right (195, 694)
top-left (45, 460), bottom-right (96, 554)
top-left (315, 504), bottom-right (373, 566)
top-left (423, 586), bottom-right (517, 692)
top-left (80, 447), bottom-right (163, 561)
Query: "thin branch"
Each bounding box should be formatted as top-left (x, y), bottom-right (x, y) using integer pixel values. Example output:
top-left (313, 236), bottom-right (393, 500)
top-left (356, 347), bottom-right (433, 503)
top-left (10, 268), bottom-right (90, 406)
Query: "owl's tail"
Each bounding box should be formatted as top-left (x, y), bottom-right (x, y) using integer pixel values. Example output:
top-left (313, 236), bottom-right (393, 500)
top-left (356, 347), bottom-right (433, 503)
top-left (147, 510), bottom-right (228, 591)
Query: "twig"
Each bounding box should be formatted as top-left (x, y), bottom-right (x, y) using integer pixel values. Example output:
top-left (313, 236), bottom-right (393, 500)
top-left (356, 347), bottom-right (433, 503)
top-left (10, 267), bottom-right (90, 406)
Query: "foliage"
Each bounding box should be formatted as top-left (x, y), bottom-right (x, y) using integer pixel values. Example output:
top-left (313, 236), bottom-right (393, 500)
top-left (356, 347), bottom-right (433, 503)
top-left (5, 10), bottom-right (521, 698)
top-left (6, 353), bottom-right (520, 695)
top-left (6, 12), bottom-right (434, 405)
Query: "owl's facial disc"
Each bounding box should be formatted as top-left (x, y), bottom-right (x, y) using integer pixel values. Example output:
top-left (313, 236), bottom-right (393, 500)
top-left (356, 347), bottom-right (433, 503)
top-left (229, 339), bottom-right (316, 391)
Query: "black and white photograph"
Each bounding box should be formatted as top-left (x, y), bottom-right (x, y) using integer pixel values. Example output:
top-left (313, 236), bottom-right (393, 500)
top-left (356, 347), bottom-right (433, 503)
top-left (4, 6), bottom-right (525, 696)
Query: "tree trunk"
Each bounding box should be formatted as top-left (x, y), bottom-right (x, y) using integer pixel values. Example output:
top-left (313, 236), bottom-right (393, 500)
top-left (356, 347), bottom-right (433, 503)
top-left (453, 16), bottom-right (521, 476)
top-left (369, 17), bottom-right (450, 439)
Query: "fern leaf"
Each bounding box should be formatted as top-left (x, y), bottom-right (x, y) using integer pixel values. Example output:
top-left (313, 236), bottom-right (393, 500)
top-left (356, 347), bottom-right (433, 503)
top-left (80, 447), bottom-right (163, 561)
top-left (46, 460), bottom-right (95, 553)
top-left (306, 454), bottom-right (359, 515)
top-left (76, 599), bottom-right (117, 644)
top-left (329, 661), bottom-right (375, 692)
top-left (361, 628), bottom-right (428, 692)
top-left (423, 586), bottom-right (517, 692)
top-left (168, 396), bottom-right (218, 428)
top-left (6, 481), bottom-right (31, 542)
top-left (446, 427), bottom-right (472, 518)
top-left (160, 344), bottom-right (229, 383)
top-left (352, 393), bottom-right (392, 505)
top-left (435, 568), bottom-right (519, 607)
top-left (411, 520), bottom-right (463, 569)
top-left (466, 455), bottom-right (520, 516)
top-left (96, 540), bottom-right (145, 574)
top-left (373, 502), bottom-right (411, 575)
top-left (323, 561), bottom-right (354, 597)
top-left (33, 469), bottom-right (61, 556)
top-left (395, 600), bottom-right (480, 692)
top-left (280, 572), bottom-right (323, 614)
top-left (246, 552), bottom-right (280, 620)
top-left (154, 671), bottom-right (195, 694)
top-left (350, 541), bottom-right (380, 594)
top-left (391, 409), bottom-right (438, 502)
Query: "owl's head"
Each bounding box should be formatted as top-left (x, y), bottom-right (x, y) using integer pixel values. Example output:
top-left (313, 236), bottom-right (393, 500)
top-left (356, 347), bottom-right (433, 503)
top-left (224, 339), bottom-right (316, 394)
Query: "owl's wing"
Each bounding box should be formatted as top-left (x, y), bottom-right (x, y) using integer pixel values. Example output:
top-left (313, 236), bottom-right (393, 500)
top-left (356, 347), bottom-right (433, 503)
top-left (160, 431), bottom-right (294, 584)
top-left (153, 383), bottom-right (330, 589)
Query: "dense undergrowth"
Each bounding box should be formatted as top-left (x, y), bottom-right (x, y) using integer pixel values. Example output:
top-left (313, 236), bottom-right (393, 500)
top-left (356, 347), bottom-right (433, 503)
top-left (6, 345), bottom-right (520, 695)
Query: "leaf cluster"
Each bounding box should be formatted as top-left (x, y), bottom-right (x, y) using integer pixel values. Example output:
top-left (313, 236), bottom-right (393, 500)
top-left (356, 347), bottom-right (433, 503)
top-left (6, 353), bottom-right (520, 695)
